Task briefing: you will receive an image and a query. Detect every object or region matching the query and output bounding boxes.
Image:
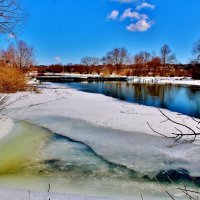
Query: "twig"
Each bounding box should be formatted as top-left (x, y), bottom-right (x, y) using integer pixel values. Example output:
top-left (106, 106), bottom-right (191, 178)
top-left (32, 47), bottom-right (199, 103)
top-left (147, 109), bottom-right (200, 144)
top-left (47, 183), bottom-right (50, 193)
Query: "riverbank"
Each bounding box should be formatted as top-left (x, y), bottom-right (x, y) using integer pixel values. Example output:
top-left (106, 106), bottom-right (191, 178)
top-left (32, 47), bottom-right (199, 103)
top-left (128, 76), bottom-right (200, 86)
top-left (35, 74), bottom-right (200, 86)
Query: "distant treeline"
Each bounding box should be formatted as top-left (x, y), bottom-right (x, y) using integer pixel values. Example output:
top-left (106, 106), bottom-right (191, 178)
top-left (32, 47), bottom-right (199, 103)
top-left (33, 63), bottom-right (200, 79)
top-left (34, 43), bottom-right (200, 79)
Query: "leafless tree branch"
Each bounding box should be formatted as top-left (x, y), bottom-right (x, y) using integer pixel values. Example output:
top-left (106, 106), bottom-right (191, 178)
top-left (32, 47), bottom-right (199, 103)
top-left (147, 109), bottom-right (200, 144)
top-left (0, 0), bottom-right (26, 35)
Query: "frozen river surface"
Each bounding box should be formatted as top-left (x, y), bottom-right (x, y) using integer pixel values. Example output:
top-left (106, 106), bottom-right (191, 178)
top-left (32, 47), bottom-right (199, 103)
top-left (0, 117), bottom-right (200, 199)
top-left (1, 83), bottom-right (200, 199)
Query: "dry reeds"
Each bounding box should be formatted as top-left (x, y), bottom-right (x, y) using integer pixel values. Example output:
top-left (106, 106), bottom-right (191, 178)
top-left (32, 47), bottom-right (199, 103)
top-left (0, 65), bottom-right (26, 93)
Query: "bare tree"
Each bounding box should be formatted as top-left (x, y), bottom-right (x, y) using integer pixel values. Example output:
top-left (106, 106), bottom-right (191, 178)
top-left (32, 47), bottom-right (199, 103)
top-left (134, 51), bottom-right (152, 65)
top-left (160, 44), bottom-right (177, 67)
top-left (191, 40), bottom-right (200, 79)
top-left (15, 40), bottom-right (34, 70)
top-left (148, 57), bottom-right (161, 68)
top-left (1, 43), bottom-right (15, 65)
top-left (1, 40), bottom-right (34, 70)
top-left (81, 56), bottom-right (100, 66)
top-left (192, 39), bottom-right (200, 63)
top-left (102, 47), bottom-right (129, 66)
top-left (0, 0), bottom-right (25, 35)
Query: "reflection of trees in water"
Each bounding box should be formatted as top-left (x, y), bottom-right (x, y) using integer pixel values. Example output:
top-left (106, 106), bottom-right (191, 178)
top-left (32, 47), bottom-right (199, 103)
top-left (186, 86), bottom-right (200, 117)
top-left (128, 84), bottom-right (177, 108)
top-left (98, 82), bottom-right (127, 101)
top-left (164, 85), bottom-right (180, 106)
top-left (93, 82), bottom-right (180, 109)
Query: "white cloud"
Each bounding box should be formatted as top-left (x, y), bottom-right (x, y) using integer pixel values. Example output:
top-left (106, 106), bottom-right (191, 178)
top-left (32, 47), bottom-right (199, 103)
top-left (126, 19), bottom-right (153, 32)
top-left (107, 10), bottom-right (119, 20)
top-left (54, 56), bottom-right (62, 63)
top-left (121, 8), bottom-right (140, 20)
top-left (107, 0), bottom-right (155, 32)
top-left (140, 13), bottom-right (149, 20)
top-left (120, 8), bottom-right (149, 21)
top-left (136, 2), bottom-right (155, 10)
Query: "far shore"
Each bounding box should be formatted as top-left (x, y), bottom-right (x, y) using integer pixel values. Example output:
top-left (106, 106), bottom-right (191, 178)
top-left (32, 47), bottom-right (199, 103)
top-left (33, 73), bottom-right (200, 86)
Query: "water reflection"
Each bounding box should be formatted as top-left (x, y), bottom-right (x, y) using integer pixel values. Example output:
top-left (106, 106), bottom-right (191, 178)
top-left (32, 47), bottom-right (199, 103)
top-left (63, 82), bottom-right (200, 118)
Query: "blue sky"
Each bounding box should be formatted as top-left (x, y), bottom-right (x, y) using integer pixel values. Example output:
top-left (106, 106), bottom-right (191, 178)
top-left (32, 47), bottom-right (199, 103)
top-left (3, 0), bottom-right (200, 64)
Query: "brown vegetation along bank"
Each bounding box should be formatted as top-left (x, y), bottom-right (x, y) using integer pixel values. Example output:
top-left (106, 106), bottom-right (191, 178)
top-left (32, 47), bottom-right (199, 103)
top-left (0, 66), bottom-right (26, 93)
top-left (34, 63), bottom-right (194, 78)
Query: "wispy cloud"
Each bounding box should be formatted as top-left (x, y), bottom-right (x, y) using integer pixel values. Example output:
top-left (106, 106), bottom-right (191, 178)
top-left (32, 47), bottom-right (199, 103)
top-left (54, 56), bottom-right (62, 63)
top-left (121, 8), bottom-right (140, 20)
top-left (126, 19), bottom-right (153, 32)
top-left (120, 8), bottom-right (149, 21)
top-left (107, 10), bottom-right (119, 20)
top-left (136, 2), bottom-right (155, 10)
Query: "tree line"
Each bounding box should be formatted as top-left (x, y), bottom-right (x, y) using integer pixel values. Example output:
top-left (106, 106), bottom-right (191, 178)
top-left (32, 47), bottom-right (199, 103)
top-left (81, 44), bottom-right (177, 67)
top-left (36, 42), bottom-right (200, 79)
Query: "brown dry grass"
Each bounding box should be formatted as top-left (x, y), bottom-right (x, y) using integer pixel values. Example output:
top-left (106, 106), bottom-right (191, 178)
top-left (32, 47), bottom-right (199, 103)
top-left (0, 66), bottom-right (27, 93)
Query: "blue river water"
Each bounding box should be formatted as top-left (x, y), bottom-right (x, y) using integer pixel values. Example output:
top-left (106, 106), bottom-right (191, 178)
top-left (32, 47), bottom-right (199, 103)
top-left (61, 82), bottom-right (200, 118)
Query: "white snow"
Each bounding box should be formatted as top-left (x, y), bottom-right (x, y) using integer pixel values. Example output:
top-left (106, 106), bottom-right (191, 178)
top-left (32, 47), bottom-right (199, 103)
top-left (2, 82), bottom-right (200, 172)
top-left (5, 82), bottom-right (200, 139)
top-left (1, 82), bottom-right (200, 199)
top-left (41, 73), bottom-right (101, 78)
top-left (0, 188), bottom-right (125, 200)
top-left (128, 76), bottom-right (200, 86)
top-left (0, 115), bottom-right (14, 140)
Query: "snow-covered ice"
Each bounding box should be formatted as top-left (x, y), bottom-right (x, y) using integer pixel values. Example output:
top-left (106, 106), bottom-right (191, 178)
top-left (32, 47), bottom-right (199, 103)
top-left (1, 82), bottom-right (200, 199)
top-left (0, 115), bottom-right (14, 140)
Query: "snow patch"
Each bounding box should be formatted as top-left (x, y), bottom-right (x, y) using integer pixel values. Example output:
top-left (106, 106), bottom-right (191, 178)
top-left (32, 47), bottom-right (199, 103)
top-left (0, 115), bottom-right (14, 140)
